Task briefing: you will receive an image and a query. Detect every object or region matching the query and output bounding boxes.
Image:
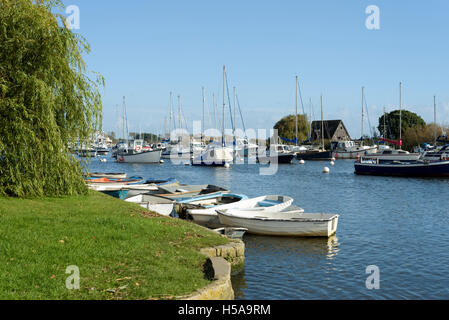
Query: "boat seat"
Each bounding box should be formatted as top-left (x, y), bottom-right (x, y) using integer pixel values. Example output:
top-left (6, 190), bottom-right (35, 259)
top-left (257, 200), bottom-right (281, 207)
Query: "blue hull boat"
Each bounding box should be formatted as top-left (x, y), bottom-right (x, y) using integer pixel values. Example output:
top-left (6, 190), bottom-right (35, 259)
top-left (354, 159), bottom-right (449, 177)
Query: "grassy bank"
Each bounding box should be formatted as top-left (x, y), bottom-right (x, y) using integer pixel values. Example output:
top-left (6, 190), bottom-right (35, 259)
top-left (0, 191), bottom-right (228, 299)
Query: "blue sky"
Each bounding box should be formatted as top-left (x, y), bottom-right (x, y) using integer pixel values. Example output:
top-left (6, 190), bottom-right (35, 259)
top-left (62, 0), bottom-right (449, 139)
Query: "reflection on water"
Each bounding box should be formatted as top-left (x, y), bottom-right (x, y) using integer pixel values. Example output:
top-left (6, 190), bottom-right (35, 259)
top-left (232, 235), bottom-right (340, 300)
top-left (89, 157), bottom-right (449, 299)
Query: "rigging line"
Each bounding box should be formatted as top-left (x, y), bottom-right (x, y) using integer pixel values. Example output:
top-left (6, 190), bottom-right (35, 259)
top-left (181, 107), bottom-right (189, 133)
top-left (363, 91), bottom-right (375, 140)
top-left (224, 72), bottom-right (235, 135)
top-left (236, 94), bottom-right (247, 138)
top-left (297, 81), bottom-right (309, 138)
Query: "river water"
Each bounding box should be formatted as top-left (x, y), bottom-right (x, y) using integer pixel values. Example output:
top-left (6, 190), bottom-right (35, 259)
top-left (88, 155), bottom-right (449, 299)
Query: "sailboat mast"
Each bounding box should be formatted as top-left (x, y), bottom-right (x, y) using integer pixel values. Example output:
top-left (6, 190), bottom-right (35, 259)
top-left (213, 93), bottom-right (217, 132)
top-left (233, 86), bottom-right (236, 146)
top-left (122, 96), bottom-right (126, 142)
top-left (202, 87), bottom-right (205, 144)
top-left (361, 86), bottom-right (364, 145)
top-left (178, 95), bottom-right (182, 131)
top-left (383, 107), bottom-right (386, 138)
top-left (295, 76), bottom-right (298, 146)
top-left (399, 82), bottom-right (402, 146)
top-left (309, 98), bottom-right (313, 140)
top-left (169, 92), bottom-right (173, 136)
top-left (321, 95), bottom-right (324, 150)
top-left (434, 95), bottom-right (437, 142)
top-left (222, 66), bottom-right (226, 147)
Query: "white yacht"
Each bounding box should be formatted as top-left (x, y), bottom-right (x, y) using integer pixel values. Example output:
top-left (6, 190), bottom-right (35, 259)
top-left (331, 140), bottom-right (377, 159)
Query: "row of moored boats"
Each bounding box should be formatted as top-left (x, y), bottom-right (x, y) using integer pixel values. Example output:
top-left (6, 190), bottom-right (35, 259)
top-left (85, 174), bottom-right (339, 237)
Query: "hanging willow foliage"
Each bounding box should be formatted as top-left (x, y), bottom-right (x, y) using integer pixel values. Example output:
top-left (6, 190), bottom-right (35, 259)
top-left (0, 0), bottom-right (104, 197)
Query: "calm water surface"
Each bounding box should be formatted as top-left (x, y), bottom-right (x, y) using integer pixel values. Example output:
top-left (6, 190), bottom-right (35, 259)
top-left (88, 155), bottom-right (449, 299)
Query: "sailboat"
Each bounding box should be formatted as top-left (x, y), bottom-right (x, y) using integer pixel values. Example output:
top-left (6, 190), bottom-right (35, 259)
top-left (192, 66), bottom-right (234, 167)
top-left (362, 82), bottom-right (419, 162)
top-left (296, 95), bottom-right (333, 161)
top-left (115, 97), bottom-right (162, 163)
top-left (331, 87), bottom-right (378, 159)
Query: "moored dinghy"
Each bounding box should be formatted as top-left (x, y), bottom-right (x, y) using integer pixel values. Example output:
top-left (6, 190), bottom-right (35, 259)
top-left (212, 227), bottom-right (248, 239)
top-left (125, 194), bottom-right (175, 216)
top-left (87, 172), bottom-right (127, 179)
top-left (188, 195), bottom-right (294, 229)
top-left (123, 178), bottom-right (179, 197)
top-left (146, 184), bottom-right (229, 201)
top-left (85, 176), bottom-right (144, 199)
top-left (217, 206), bottom-right (339, 237)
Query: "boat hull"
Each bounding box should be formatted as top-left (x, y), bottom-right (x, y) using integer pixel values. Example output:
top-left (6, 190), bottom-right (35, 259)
top-left (118, 150), bottom-right (162, 163)
top-left (189, 195), bottom-right (294, 229)
top-left (354, 160), bottom-right (449, 177)
top-left (333, 146), bottom-right (378, 159)
top-left (258, 153), bottom-right (295, 164)
top-left (218, 213), bottom-right (339, 237)
top-left (296, 151), bottom-right (333, 161)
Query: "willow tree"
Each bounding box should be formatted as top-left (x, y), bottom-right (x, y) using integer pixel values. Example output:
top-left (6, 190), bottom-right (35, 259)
top-left (274, 114), bottom-right (310, 143)
top-left (0, 0), bottom-right (103, 197)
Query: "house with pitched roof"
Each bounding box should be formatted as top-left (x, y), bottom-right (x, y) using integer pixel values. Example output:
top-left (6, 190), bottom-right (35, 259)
top-left (310, 120), bottom-right (351, 142)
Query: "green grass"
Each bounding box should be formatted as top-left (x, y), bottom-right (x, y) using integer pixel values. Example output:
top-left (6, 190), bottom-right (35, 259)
top-left (0, 191), bottom-right (228, 300)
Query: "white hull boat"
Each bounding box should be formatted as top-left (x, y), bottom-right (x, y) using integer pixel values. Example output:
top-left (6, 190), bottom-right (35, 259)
top-left (332, 141), bottom-right (378, 159)
top-left (87, 172), bottom-right (127, 179)
top-left (117, 149), bottom-right (162, 163)
top-left (361, 149), bottom-right (420, 162)
top-left (191, 144), bottom-right (234, 167)
top-left (217, 206), bottom-right (339, 237)
top-left (188, 195), bottom-right (294, 229)
top-left (125, 194), bottom-right (175, 216)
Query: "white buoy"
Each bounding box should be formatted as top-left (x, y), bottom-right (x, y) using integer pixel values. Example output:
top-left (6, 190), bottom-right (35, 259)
top-left (323, 167), bottom-right (330, 173)
top-left (299, 160), bottom-right (305, 165)
top-left (331, 157), bottom-right (336, 161)
top-left (224, 163), bottom-right (230, 168)
top-left (330, 161), bottom-right (335, 166)
top-left (159, 159), bottom-right (164, 164)
top-left (100, 158), bottom-right (107, 163)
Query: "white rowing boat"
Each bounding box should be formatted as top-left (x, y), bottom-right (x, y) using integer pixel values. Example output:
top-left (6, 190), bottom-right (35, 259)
top-left (217, 206), bottom-right (339, 237)
top-left (125, 194), bottom-right (175, 216)
top-left (188, 195), bottom-right (294, 229)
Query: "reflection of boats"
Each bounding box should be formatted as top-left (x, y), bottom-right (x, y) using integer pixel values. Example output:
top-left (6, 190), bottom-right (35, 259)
top-left (354, 151), bottom-right (449, 177)
top-left (188, 195), bottom-right (293, 229)
top-left (217, 206), bottom-right (339, 237)
top-left (125, 194), bottom-right (175, 216)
